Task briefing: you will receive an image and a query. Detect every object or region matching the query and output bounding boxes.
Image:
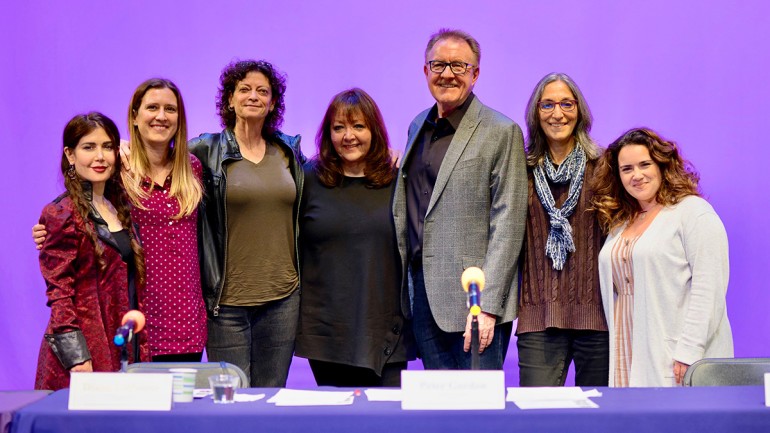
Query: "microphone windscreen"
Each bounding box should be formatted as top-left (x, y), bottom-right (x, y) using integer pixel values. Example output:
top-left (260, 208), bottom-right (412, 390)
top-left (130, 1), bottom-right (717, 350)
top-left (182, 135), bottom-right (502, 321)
top-left (122, 310), bottom-right (146, 333)
top-left (461, 266), bottom-right (485, 292)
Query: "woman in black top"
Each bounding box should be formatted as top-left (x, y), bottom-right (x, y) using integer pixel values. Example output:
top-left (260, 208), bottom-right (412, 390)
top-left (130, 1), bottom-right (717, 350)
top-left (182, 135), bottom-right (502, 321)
top-left (295, 88), bottom-right (414, 386)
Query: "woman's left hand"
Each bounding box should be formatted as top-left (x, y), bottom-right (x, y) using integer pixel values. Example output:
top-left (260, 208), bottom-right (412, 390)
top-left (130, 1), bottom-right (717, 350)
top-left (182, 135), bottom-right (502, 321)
top-left (674, 360), bottom-right (690, 385)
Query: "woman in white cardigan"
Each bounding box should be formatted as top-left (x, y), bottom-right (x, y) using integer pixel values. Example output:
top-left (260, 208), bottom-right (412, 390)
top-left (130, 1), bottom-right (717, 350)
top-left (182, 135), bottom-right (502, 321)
top-left (592, 128), bottom-right (732, 387)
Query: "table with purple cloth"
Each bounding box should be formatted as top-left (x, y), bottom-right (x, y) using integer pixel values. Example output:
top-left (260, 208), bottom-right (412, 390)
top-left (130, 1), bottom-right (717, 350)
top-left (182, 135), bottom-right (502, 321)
top-left (1, 392), bottom-right (50, 433)
top-left (11, 386), bottom-right (770, 433)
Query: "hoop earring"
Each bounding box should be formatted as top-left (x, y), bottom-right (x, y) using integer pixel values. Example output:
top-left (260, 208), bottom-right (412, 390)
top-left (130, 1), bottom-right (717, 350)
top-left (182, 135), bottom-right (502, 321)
top-left (67, 164), bottom-right (77, 180)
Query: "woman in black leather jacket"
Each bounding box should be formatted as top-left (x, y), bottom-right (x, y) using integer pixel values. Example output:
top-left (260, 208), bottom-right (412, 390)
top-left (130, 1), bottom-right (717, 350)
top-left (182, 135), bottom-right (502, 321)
top-left (189, 60), bottom-right (304, 387)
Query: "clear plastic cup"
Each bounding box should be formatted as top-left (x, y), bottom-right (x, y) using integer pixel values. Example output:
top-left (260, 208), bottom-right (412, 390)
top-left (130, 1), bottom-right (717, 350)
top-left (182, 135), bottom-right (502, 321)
top-left (209, 374), bottom-right (239, 404)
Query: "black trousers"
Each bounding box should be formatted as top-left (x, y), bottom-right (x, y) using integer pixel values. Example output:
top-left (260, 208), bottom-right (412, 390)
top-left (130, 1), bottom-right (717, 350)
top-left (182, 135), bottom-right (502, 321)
top-left (309, 359), bottom-right (407, 387)
top-left (517, 328), bottom-right (609, 387)
top-left (151, 352), bottom-right (203, 362)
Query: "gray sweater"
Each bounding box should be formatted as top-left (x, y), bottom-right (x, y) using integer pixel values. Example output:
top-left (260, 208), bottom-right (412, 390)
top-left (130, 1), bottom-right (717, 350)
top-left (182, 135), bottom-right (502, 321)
top-left (598, 195), bottom-right (733, 387)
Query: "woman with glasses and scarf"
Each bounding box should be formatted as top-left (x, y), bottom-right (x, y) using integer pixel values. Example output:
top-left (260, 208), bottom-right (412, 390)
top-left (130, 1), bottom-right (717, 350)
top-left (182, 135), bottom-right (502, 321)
top-left (515, 73), bottom-right (609, 387)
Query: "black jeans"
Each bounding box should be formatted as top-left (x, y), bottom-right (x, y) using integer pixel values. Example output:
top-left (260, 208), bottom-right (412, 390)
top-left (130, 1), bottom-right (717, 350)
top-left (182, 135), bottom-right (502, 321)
top-left (151, 352), bottom-right (203, 362)
top-left (206, 290), bottom-right (299, 387)
top-left (517, 328), bottom-right (609, 386)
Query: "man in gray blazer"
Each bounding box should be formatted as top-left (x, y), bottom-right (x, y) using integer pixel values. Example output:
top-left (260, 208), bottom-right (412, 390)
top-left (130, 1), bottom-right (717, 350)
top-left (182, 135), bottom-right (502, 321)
top-left (393, 29), bottom-right (527, 369)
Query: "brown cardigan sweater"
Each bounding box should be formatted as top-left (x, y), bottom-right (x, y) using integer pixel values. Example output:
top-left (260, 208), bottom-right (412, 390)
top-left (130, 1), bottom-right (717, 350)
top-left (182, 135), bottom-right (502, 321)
top-left (516, 159), bottom-right (608, 334)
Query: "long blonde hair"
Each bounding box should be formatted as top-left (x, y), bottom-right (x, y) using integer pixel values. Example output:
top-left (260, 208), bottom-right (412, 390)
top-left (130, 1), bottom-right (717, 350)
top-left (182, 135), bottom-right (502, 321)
top-left (124, 78), bottom-right (202, 218)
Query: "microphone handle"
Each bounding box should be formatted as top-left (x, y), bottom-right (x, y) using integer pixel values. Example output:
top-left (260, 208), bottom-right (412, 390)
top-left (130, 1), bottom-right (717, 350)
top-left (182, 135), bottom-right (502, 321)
top-left (113, 321), bottom-right (136, 346)
top-left (471, 316), bottom-right (480, 370)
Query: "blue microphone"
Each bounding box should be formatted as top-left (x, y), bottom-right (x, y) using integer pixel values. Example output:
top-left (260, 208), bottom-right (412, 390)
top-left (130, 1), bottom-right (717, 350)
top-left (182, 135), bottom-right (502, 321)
top-left (114, 310), bottom-right (145, 347)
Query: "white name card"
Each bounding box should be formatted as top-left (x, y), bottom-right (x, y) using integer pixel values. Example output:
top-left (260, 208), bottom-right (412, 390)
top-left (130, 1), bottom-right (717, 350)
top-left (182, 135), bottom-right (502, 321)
top-left (401, 370), bottom-right (505, 410)
top-left (765, 373), bottom-right (770, 407)
top-left (68, 372), bottom-right (173, 411)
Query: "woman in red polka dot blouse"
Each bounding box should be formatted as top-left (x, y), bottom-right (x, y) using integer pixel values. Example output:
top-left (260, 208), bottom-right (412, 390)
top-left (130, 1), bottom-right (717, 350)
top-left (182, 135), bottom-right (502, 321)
top-left (121, 79), bottom-right (207, 361)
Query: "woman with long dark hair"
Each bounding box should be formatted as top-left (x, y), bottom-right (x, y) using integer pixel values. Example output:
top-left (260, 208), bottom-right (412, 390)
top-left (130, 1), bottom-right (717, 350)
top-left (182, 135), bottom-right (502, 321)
top-left (35, 112), bottom-right (148, 391)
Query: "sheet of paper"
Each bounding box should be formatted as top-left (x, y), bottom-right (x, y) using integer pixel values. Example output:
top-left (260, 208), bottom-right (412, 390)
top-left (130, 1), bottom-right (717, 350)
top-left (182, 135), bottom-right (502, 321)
top-left (266, 389), bottom-right (354, 406)
top-left (234, 393), bottom-right (265, 402)
top-left (193, 389), bottom-right (212, 398)
top-left (514, 399), bottom-right (599, 409)
top-left (193, 388), bottom-right (263, 402)
top-left (506, 387), bottom-right (601, 410)
top-left (582, 389), bottom-right (602, 398)
top-left (364, 388), bottom-right (402, 401)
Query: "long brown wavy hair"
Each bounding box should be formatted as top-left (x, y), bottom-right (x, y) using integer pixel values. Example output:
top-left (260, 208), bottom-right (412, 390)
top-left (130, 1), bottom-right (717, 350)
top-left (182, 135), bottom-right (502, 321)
top-left (314, 88), bottom-right (394, 188)
top-left (61, 112), bottom-right (146, 286)
top-left (591, 127), bottom-right (700, 233)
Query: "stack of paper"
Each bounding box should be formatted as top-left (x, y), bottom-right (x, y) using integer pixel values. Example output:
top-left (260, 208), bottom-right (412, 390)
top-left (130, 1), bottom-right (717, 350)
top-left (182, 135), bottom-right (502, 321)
top-left (364, 389), bottom-right (402, 401)
top-left (266, 389), bottom-right (355, 406)
top-left (506, 387), bottom-right (601, 409)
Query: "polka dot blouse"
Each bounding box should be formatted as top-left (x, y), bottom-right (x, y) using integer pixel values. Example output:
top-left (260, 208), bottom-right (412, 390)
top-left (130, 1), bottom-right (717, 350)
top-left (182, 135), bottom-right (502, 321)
top-left (130, 155), bottom-right (207, 356)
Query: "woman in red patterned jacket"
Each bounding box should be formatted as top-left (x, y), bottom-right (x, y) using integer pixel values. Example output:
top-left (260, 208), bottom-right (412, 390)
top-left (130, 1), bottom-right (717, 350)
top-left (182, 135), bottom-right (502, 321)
top-left (35, 112), bottom-right (148, 391)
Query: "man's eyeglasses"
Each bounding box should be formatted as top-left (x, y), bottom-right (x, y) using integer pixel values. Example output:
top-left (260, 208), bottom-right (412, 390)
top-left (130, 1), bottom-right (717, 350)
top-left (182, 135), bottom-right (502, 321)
top-left (426, 60), bottom-right (475, 76)
top-left (537, 100), bottom-right (577, 113)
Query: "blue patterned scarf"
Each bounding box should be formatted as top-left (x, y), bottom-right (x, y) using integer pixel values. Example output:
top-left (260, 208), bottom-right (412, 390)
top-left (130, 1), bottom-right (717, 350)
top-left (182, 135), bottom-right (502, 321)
top-left (532, 146), bottom-right (587, 270)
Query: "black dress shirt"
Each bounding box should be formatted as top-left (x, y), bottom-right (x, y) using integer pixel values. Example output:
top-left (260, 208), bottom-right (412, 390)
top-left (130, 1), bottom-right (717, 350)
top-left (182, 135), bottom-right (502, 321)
top-left (405, 94), bottom-right (475, 265)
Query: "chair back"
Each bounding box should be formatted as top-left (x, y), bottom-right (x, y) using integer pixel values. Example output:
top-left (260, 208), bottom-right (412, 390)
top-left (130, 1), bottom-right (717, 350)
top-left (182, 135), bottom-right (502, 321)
top-left (683, 357), bottom-right (770, 386)
top-left (126, 362), bottom-right (249, 388)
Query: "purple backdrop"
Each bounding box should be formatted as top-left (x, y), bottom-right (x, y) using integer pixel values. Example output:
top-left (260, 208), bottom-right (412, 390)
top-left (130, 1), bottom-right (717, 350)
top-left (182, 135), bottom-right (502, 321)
top-left (2, 0), bottom-right (767, 390)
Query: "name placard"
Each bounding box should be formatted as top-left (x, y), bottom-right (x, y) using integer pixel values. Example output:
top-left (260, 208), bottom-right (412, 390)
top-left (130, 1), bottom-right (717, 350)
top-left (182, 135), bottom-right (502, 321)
top-left (401, 370), bottom-right (505, 410)
top-left (68, 372), bottom-right (173, 411)
top-left (765, 373), bottom-right (770, 407)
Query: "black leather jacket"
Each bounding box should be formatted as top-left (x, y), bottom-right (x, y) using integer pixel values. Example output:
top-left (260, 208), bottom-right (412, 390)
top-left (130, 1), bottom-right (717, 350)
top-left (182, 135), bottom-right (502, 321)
top-left (188, 128), bottom-right (304, 316)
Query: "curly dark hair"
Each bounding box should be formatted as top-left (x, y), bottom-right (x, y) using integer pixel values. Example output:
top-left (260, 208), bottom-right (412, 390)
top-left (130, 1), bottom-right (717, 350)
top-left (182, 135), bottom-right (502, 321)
top-left (313, 88), bottom-right (394, 188)
top-left (216, 59), bottom-right (287, 137)
top-left (60, 112), bottom-right (145, 286)
top-left (591, 127), bottom-right (700, 233)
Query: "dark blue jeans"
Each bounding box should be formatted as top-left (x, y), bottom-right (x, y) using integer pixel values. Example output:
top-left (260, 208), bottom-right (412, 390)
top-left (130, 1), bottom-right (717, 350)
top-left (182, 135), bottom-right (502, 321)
top-left (206, 290), bottom-right (299, 387)
top-left (517, 328), bottom-right (609, 386)
top-left (411, 268), bottom-right (511, 369)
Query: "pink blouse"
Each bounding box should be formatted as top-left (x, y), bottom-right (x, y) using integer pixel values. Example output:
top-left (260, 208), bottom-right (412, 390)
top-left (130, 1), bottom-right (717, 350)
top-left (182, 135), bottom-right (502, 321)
top-left (131, 155), bottom-right (207, 356)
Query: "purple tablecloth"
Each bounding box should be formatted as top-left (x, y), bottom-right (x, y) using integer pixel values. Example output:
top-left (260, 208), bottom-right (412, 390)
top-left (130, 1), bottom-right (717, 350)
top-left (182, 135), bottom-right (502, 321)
top-left (1, 392), bottom-right (50, 433)
top-left (11, 386), bottom-right (770, 433)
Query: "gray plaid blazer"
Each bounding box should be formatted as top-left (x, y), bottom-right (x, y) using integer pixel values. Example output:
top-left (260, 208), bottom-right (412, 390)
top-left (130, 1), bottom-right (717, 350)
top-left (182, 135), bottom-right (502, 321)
top-left (392, 96), bottom-right (528, 333)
